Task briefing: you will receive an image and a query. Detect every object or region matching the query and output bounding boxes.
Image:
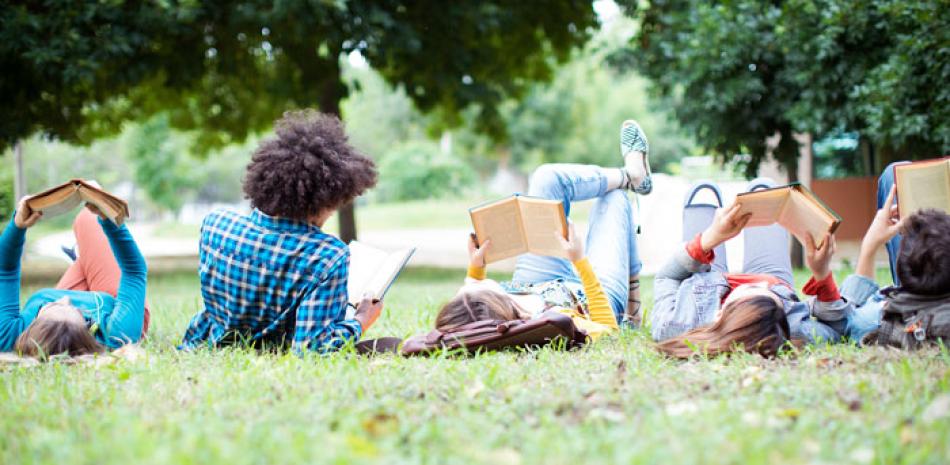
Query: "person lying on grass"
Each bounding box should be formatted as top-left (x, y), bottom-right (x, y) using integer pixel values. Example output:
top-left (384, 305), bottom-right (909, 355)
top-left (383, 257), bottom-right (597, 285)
top-left (179, 110), bottom-right (383, 354)
top-left (840, 162), bottom-right (950, 345)
top-left (0, 200), bottom-right (147, 359)
top-left (651, 179), bottom-right (855, 359)
top-left (436, 150), bottom-right (654, 340)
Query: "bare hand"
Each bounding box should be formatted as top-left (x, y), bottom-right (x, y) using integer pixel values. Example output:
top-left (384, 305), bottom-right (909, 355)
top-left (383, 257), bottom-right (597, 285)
top-left (700, 203), bottom-right (752, 252)
top-left (556, 221), bottom-right (584, 262)
top-left (468, 233), bottom-right (492, 268)
top-left (861, 185), bottom-right (904, 252)
top-left (354, 293), bottom-right (384, 332)
top-left (13, 197), bottom-right (42, 229)
top-left (805, 233), bottom-right (836, 280)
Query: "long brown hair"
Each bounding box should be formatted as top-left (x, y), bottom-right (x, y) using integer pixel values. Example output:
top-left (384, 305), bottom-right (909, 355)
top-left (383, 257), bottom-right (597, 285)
top-left (435, 290), bottom-right (527, 331)
top-left (14, 319), bottom-right (105, 360)
top-left (656, 295), bottom-right (791, 359)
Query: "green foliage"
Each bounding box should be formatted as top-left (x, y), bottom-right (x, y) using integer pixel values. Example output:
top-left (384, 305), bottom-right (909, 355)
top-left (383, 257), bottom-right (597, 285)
top-left (1, 1), bottom-right (597, 152)
top-left (613, 0), bottom-right (949, 176)
top-left (0, 161), bottom-right (12, 222)
top-left (376, 142), bottom-right (472, 202)
top-left (128, 115), bottom-right (199, 214)
top-left (450, 18), bottom-right (696, 176)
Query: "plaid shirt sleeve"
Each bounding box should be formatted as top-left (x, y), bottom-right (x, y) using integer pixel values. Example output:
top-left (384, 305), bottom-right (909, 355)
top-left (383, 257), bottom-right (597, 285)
top-left (293, 250), bottom-right (362, 353)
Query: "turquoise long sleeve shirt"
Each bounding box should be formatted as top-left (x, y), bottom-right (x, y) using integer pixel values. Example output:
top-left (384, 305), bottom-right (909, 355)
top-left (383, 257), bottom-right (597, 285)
top-left (0, 217), bottom-right (147, 351)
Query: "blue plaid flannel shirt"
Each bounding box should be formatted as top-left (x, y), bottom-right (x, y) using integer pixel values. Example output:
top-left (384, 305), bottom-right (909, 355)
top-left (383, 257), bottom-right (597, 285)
top-left (180, 209), bottom-right (361, 353)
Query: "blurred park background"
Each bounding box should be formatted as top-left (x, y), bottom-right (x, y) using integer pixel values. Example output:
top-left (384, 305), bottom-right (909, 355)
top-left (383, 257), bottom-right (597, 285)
top-left (2, 2), bottom-right (949, 465)
top-left (3, 1), bottom-right (946, 280)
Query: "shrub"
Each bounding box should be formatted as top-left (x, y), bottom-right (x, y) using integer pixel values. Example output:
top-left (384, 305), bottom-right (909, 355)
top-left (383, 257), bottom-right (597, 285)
top-left (376, 142), bottom-right (472, 202)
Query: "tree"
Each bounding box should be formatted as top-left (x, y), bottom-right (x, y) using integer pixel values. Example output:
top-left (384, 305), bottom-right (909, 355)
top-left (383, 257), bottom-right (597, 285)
top-left (1, 1), bottom-right (598, 241)
top-left (612, 0), bottom-right (949, 176)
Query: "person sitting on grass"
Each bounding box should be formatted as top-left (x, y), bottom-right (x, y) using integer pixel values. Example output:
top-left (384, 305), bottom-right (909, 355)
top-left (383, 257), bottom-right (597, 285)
top-left (651, 179), bottom-right (855, 359)
top-left (0, 200), bottom-right (148, 359)
top-left (435, 119), bottom-right (654, 339)
top-left (179, 110), bottom-right (383, 353)
top-left (840, 162), bottom-right (950, 345)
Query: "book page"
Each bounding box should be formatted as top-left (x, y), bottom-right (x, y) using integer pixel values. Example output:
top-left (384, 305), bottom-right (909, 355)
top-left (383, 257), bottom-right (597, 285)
top-left (778, 189), bottom-right (836, 248)
top-left (470, 197), bottom-right (528, 263)
top-left (519, 198), bottom-right (569, 258)
top-left (896, 161), bottom-right (950, 215)
top-left (735, 188), bottom-right (790, 227)
top-left (347, 241), bottom-right (415, 306)
top-left (27, 186), bottom-right (83, 218)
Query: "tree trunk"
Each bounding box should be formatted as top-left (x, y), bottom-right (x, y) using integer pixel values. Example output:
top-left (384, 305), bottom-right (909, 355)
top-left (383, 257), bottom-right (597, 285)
top-left (13, 140), bottom-right (25, 203)
top-left (317, 75), bottom-right (359, 243)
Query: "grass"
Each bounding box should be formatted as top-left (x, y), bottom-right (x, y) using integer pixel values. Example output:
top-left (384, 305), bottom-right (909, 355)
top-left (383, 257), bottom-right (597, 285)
top-left (3, 266), bottom-right (949, 465)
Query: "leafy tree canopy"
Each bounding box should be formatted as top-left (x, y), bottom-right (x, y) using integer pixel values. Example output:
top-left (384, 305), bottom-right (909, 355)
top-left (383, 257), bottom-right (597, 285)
top-left (612, 0), bottom-right (949, 176)
top-left (1, 0), bottom-right (597, 151)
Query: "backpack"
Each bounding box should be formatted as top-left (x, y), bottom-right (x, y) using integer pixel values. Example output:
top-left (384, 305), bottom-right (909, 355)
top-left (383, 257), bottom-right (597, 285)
top-left (863, 288), bottom-right (950, 350)
top-left (400, 310), bottom-right (589, 356)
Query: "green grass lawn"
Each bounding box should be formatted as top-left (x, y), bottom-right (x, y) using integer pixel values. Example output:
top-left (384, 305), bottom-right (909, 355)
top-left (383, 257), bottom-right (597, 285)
top-left (3, 267), bottom-right (949, 465)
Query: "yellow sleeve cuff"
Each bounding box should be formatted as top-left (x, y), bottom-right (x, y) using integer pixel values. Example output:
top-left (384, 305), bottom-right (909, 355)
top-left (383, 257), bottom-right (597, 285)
top-left (467, 265), bottom-right (487, 280)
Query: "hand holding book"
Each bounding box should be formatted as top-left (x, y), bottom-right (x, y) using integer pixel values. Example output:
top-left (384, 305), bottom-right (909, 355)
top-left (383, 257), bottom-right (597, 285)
top-left (13, 197), bottom-right (43, 229)
top-left (700, 203), bottom-right (753, 252)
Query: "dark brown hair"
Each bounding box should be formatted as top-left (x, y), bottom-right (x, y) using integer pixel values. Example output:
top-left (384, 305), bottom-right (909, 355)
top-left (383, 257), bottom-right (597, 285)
top-left (243, 110), bottom-right (378, 221)
top-left (435, 290), bottom-right (527, 331)
top-left (897, 209), bottom-right (950, 295)
top-left (656, 295), bottom-right (791, 359)
top-left (14, 319), bottom-right (105, 359)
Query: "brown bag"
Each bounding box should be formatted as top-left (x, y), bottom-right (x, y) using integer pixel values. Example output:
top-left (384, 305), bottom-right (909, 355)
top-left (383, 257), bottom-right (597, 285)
top-left (400, 310), bottom-right (588, 356)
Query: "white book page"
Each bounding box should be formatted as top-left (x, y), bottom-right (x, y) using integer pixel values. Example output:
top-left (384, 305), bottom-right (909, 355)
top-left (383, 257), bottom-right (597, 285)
top-left (896, 161), bottom-right (950, 216)
top-left (347, 241), bottom-right (414, 306)
top-left (36, 191), bottom-right (83, 219)
top-left (735, 189), bottom-right (789, 227)
top-left (520, 199), bottom-right (568, 258)
top-left (778, 190), bottom-right (834, 248)
top-left (470, 198), bottom-right (528, 263)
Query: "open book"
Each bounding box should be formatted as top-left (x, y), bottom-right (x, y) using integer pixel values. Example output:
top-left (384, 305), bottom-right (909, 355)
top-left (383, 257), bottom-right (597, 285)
top-left (895, 157), bottom-right (950, 216)
top-left (25, 179), bottom-right (129, 225)
top-left (470, 194), bottom-right (568, 264)
top-left (735, 183), bottom-right (841, 248)
top-left (346, 241), bottom-right (416, 306)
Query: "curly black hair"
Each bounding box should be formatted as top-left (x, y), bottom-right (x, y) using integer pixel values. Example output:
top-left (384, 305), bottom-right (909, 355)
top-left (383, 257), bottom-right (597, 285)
top-left (243, 110), bottom-right (377, 220)
top-left (897, 209), bottom-right (950, 295)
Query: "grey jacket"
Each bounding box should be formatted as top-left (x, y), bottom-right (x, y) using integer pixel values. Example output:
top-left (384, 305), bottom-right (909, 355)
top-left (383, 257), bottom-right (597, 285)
top-left (651, 244), bottom-right (854, 344)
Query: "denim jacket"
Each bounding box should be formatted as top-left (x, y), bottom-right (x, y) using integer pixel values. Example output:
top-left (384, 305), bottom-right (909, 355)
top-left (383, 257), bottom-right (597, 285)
top-left (651, 243), bottom-right (854, 344)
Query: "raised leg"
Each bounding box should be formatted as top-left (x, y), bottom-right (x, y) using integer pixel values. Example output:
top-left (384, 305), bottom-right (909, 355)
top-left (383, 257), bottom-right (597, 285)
top-left (585, 190), bottom-right (640, 322)
top-left (56, 209), bottom-right (150, 334)
top-left (740, 178), bottom-right (794, 286)
top-left (682, 181), bottom-right (728, 273)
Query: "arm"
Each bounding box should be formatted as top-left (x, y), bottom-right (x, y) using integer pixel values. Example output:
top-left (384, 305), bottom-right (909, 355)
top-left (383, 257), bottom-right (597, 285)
top-left (559, 223), bottom-right (617, 329)
top-left (97, 217), bottom-right (147, 347)
top-left (0, 203), bottom-right (43, 350)
top-left (295, 251), bottom-right (363, 353)
top-left (651, 235), bottom-right (715, 337)
top-left (573, 258), bottom-right (616, 329)
top-left (465, 234), bottom-right (491, 283)
top-left (0, 218), bottom-right (28, 350)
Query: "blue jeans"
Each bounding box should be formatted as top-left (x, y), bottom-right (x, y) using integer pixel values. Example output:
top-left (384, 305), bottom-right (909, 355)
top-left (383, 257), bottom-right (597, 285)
top-left (878, 161), bottom-right (909, 285)
top-left (682, 178), bottom-right (794, 286)
top-left (511, 164), bottom-right (641, 322)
